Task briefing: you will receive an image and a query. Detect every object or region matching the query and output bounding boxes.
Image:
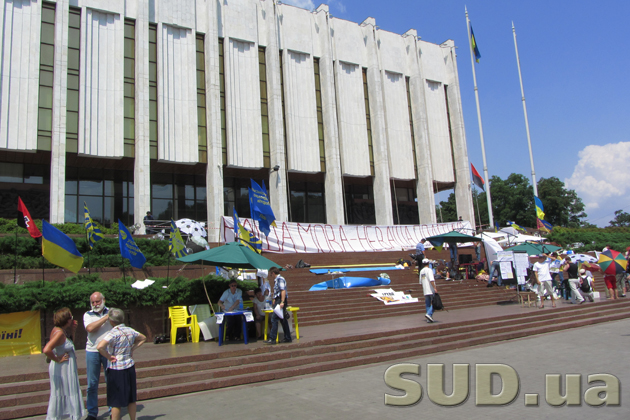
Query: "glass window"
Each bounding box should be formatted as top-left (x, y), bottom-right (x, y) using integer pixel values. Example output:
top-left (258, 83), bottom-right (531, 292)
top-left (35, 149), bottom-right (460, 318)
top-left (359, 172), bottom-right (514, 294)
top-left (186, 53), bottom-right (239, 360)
top-left (0, 163), bottom-right (23, 183)
top-left (64, 195), bottom-right (77, 223)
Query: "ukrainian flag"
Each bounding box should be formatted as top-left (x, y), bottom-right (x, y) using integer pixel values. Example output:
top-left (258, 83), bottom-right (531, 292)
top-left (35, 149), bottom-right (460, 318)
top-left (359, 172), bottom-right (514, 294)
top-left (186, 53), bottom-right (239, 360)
top-left (169, 219), bottom-right (189, 258)
top-left (233, 209), bottom-right (262, 254)
top-left (535, 197), bottom-right (545, 220)
top-left (42, 220), bottom-right (84, 273)
top-left (470, 26), bottom-right (481, 62)
top-left (84, 202), bottom-right (104, 249)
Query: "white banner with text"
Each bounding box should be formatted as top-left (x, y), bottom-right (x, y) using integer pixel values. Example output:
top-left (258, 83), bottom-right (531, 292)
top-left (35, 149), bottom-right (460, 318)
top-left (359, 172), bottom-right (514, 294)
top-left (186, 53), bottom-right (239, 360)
top-left (220, 217), bottom-right (472, 254)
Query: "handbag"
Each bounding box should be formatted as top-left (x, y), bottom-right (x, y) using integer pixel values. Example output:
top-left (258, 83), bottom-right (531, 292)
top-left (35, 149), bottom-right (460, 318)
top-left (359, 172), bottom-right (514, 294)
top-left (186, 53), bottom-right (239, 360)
top-left (432, 293), bottom-right (444, 311)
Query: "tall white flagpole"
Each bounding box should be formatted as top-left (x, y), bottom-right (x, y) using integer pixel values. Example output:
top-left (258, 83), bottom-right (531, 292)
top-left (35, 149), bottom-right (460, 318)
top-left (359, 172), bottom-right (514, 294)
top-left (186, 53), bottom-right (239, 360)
top-left (512, 22), bottom-right (539, 197)
top-left (465, 7), bottom-right (494, 228)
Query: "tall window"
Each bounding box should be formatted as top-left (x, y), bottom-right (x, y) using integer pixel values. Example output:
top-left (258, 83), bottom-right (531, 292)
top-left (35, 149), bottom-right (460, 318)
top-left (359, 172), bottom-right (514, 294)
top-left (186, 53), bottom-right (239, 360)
top-left (259, 46), bottom-right (270, 168)
top-left (65, 168), bottom-right (133, 226)
top-left (362, 68), bottom-right (374, 176)
top-left (124, 19), bottom-right (136, 158)
top-left (151, 173), bottom-right (207, 221)
top-left (219, 38), bottom-right (227, 165)
top-left (344, 182), bottom-right (375, 225)
top-left (391, 182), bottom-right (419, 225)
top-left (313, 58), bottom-right (325, 172)
top-left (66, 7), bottom-right (81, 153)
top-left (0, 163), bottom-right (50, 219)
top-left (37, 2), bottom-right (55, 151)
top-left (149, 23), bottom-right (158, 159)
top-left (406, 77), bottom-right (418, 174)
top-left (289, 181), bottom-right (325, 223)
top-left (223, 177), bottom-right (252, 218)
top-left (196, 34), bottom-right (207, 163)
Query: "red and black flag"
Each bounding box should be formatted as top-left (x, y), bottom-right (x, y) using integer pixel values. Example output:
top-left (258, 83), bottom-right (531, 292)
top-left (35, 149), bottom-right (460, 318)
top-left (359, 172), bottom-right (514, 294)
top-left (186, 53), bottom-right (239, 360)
top-left (471, 163), bottom-right (485, 190)
top-left (17, 197), bottom-right (42, 238)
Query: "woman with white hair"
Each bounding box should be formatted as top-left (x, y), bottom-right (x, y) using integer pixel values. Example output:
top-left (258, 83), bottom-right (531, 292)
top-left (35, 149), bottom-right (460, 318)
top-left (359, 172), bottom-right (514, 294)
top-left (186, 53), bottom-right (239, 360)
top-left (97, 308), bottom-right (146, 420)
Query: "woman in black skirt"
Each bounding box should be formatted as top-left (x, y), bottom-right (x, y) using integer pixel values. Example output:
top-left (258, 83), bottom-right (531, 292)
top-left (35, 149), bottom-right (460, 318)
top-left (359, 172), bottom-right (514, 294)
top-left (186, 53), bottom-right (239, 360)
top-left (97, 308), bottom-right (146, 420)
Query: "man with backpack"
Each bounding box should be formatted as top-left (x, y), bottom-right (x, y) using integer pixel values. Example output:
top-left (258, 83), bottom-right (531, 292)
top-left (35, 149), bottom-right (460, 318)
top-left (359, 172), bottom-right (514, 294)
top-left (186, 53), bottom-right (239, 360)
top-left (419, 259), bottom-right (437, 323)
top-left (562, 256), bottom-right (584, 304)
top-left (578, 269), bottom-right (595, 302)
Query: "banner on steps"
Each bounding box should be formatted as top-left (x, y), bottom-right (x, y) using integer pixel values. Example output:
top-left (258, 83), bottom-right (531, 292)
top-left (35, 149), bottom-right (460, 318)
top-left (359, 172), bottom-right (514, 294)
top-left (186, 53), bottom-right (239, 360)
top-left (370, 288), bottom-right (418, 305)
top-left (221, 217), bottom-right (472, 254)
top-left (0, 311), bottom-right (41, 357)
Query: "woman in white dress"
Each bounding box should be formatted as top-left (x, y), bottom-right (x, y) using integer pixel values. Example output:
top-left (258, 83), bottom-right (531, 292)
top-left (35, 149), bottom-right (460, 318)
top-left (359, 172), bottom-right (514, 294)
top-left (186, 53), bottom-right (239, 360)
top-left (43, 307), bottom-right (85, 420)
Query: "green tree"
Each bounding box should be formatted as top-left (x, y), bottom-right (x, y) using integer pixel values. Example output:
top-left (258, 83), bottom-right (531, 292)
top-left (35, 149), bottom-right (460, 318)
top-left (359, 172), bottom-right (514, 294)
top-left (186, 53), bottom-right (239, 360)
top-left (435, 193), bottom-right (457, 223)
top-left (537, 177), bottom-right (587, 228)
top-left (488, 174), bottom-right (535, 227)
top-left (609, 210), bottom-right (630, 227)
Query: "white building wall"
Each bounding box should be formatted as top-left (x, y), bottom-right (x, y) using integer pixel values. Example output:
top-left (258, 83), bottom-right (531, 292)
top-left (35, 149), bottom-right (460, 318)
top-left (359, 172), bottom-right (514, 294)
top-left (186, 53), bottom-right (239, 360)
top-left (156, 23), bottom-right (198, 163)
top-left (78, 8), bottom-right (124, 157)
top-left (0, 0), bottom-right (42, 151)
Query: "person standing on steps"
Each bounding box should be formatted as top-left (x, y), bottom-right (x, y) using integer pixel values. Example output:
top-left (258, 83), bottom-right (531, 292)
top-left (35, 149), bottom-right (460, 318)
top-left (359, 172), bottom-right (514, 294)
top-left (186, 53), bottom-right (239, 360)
top-left (264, 267), bottom-right (292, 344)
top-left (533, 254), bottom-right (556, 308)
top-left (419, 258), bottom-right (437, 323)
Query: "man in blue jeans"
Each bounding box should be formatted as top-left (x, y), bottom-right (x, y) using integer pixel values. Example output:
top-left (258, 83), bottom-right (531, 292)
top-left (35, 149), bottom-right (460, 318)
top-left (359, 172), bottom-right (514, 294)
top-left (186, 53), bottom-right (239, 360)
top-left (264, 267), bottom-right (292, 344)
top-left (487, 260), bottom-right (503, 287)
top-left (83, 292), bottom-right (113, 420)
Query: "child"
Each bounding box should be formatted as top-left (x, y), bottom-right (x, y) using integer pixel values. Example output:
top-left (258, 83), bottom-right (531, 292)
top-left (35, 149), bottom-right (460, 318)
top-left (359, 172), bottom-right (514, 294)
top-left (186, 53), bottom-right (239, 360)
top-left (252, 288), bottom-right (266, 339)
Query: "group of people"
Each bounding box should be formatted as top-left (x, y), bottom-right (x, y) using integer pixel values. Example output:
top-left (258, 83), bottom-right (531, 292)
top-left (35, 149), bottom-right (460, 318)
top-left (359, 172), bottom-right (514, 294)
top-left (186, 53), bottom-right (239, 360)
top-left (532, 253), bottom-right (595, 308)
top-left (218, 266), bottom-right (292, 344)
top-left (43, 292), bottom-right (146, 420)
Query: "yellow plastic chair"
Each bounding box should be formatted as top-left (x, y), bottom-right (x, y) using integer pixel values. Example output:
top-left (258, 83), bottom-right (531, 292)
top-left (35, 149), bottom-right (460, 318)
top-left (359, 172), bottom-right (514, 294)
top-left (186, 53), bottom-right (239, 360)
top-left (168, 306), bottom-right (199, 345)
top-left (242, 300), bottom-right (254, 309)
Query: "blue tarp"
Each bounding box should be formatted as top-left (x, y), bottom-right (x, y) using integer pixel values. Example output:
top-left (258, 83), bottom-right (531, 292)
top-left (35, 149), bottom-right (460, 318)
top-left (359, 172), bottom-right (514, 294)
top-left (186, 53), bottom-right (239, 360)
top-left (310, 266), bottom-right (403, 275)
top-left (309, 276), bottom-right (392, 291)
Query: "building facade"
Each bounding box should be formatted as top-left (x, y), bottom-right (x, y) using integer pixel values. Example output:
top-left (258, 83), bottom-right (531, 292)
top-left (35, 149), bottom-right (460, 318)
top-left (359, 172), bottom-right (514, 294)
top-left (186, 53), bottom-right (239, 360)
top-left (0, 0), bottom-right (474, 241)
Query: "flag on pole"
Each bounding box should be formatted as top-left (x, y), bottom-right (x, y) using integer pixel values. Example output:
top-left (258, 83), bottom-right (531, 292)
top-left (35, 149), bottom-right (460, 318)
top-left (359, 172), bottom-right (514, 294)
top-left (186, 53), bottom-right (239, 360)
top-left (471, 163), bottom-right (485, 190)
top-left (534, 197), bottom-right (545, 220)
top-left (470, 26), bottom-right (481, 62)
top-left (84, 202), bottom-right (104, 249)
top-left (118, 220), bottom-right (146, 269)
top-left (537, 218), bottom-right (553, 233)
top-left (17, 197), bottom-right (42, 238)
top-left (169, 219), bottom-right (189, 258)
top-left (233, 209), bottom-right (262, 253)
top-left (249, 180), bottom-right (276, 237)
top-left (42, 220), bottom-right (83, 273)
top-left (507, 221), bottom-right (526, 232)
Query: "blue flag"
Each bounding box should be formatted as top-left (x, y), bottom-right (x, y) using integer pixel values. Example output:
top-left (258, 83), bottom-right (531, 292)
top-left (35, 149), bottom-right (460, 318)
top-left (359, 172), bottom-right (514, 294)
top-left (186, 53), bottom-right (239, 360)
top-left (249, 179), bottom-right (276, 237)
top-left (534, 196), bottom-right (545, 220)
top-left (84, 202), bottom-right (104, 249)
top-left (42, 220), bottom-right (84, 273)
top-left (470, 25), bottom-right (481, 62)
top-left (118, 219), bottom-right (146, 269)
top-left (233, 209), bottom-right (262, 253)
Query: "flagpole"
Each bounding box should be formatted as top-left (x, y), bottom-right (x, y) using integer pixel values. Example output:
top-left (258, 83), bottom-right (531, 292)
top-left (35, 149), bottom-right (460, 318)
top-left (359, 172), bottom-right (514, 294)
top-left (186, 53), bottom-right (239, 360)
top-left (14, 225), bottom-right (18, 284)
top-left (465, 7), bottom-right (494, 228)
top-left (472, 183), bottom-right (482, 229)
top-left (512, 22), bottom-right (538, 198)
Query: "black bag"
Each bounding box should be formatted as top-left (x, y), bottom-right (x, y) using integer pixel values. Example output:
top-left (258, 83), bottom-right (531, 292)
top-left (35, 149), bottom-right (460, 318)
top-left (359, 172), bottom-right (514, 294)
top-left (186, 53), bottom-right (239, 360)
top-left (432, 293), bottom-right (444, 310)
top-left (579, 277), bottom-right (591, 293)
top-left (295, 259), bottom-right (311, 268)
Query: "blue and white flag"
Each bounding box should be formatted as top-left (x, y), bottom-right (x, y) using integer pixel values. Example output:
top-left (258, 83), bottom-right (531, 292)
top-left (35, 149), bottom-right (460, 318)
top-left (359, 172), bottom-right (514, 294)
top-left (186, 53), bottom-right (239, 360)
top-left (249, 179), bottom-right (276, 237)
top-left (118, 219), bottom-right (146, 269)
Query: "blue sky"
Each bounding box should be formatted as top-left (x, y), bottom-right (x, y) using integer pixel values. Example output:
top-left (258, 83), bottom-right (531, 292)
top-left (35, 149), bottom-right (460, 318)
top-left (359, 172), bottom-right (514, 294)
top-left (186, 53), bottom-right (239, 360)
top-left (283, 0), bottom-right (630, 227)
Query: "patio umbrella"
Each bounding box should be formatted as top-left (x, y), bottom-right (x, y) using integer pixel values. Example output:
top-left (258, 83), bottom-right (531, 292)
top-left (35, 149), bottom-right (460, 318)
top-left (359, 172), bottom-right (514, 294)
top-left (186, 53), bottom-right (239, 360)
top-left (175, 218), bottom-right (207, 237)
top-left (580, 261), bottom-right (601, 273)
top-left (504, 242), bottom-right (561, 256)
top-left (597, 249), bottom-right (627, 275)
top-left (177, 241), bottom-right (280, 270)
top-left (568, 253), bottom-right (598, 264)
top-left (425, 231), bottom-right (482, 247)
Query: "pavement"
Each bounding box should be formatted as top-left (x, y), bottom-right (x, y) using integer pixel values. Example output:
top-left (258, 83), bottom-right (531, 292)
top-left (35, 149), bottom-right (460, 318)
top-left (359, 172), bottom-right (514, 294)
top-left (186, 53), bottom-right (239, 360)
top-left (17, 315), bottom-right (630, 419)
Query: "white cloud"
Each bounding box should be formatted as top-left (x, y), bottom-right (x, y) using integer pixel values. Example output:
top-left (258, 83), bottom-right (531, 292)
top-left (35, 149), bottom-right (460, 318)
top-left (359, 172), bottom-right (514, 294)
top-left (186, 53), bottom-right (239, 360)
top-left (565, 141), bottom-right (630, 223)
top-left (326, 0), bottom-right (346, 13)
top-left (281, 0), bottom-right (316, 11)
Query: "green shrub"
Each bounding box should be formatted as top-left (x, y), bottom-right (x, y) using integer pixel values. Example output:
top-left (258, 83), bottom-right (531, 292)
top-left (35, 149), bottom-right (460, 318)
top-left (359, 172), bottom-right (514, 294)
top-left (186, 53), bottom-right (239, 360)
top-left (546, 226), bottom-right (630, 253)
top-left (0, 274), bottom-right (257, 313)
top-left (0, 217), bottom-right (118, 235)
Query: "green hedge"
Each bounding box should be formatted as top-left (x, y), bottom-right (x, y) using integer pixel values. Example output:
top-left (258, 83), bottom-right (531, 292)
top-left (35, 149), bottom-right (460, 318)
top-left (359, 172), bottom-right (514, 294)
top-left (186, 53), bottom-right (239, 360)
top-left (0, 274), bottom-right (257, 314)
top-left (0, 236), bottom-right (182, 270)
top-left (546, 226), bottom-right (630, 253)
top-left (0, 217), bottom-right (119, 235)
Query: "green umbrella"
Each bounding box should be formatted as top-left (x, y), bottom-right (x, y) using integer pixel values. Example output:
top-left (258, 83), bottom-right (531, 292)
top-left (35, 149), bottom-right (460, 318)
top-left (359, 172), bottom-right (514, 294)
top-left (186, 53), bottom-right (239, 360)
top-left (425, 231), bottom-right (482, 247)
top-left (504, 242), bottom-right (561, 256)
top-left (177, 241), bottom-right (281, 270)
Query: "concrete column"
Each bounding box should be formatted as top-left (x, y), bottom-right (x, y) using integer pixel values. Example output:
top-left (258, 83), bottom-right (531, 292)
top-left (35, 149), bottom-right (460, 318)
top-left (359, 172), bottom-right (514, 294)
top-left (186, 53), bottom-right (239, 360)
top-left (203, 0), bottom-right (225, 242)
top-left (264, 0), bottom-right (288, 222)
top-left (316, 6), bottom-right (344, 225)
top-left (363, 20), bottom-right (393, 225)
top-left (49, 0), bottom-right (70, 223)
top-left (134, 1), bottom-right (151, 233)
top-left (444, 41), bottom-right (475, 226)
top-left (407, 31), bottom-right (436, 224)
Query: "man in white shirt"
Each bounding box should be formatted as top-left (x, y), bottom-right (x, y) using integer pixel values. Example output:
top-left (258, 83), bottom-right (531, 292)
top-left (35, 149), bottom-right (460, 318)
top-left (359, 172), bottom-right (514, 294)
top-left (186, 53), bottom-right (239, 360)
top-left (419, 258), bottom-right (437, 323)
top-left (84, 292), bottom-right (113, 420)
top-left (533, 254), bottom-right (555, 308)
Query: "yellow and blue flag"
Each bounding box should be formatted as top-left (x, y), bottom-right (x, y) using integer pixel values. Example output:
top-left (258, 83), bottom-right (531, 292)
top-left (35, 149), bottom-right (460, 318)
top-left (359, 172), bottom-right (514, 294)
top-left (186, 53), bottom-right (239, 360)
top-left (118, 219), bottom-right (146, 269)
top-left (169, 219), bottom-right (189, 258)
top-left (233, 209), bottom-right (262, 254)
top-left (249, 180), bottom-right (276, 237)
top-left (534, 197), bottom-right (545, 220)
top-left (84, 202), bottom-right (104, 249)
top-left (537, 218), bottom-right (553, 233)
top-left (470, 26), bottom-right (481, 62)
top-left (508, 221), bottom-right (526, 232)
top-left (42, 220), bottom-right (84, 273)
